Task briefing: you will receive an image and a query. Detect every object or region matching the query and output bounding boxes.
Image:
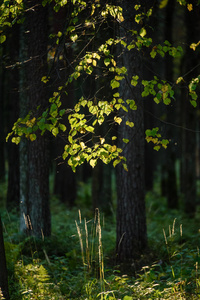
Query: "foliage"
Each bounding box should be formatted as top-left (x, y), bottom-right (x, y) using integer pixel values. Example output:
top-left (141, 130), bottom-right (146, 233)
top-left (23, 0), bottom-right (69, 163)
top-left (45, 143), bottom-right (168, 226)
top-left (1, 179), bottom-right (200, 299)
top-left (2, 0), bottom-right (199, 172)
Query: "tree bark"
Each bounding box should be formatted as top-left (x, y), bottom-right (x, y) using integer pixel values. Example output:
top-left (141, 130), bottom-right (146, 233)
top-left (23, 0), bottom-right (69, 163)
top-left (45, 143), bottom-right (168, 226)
top-left (6, 24), bottom-right (20, 211)
top-left (116, 1), bottom-right (148, 263)
top-left (0, 44), bottom-right (5, 182)
top-left (180, 1), bottom-right (200, 215)
top-left (19, 1), bottom-right (51, 237)
top-left (164, 0), bottom-right (178, 209)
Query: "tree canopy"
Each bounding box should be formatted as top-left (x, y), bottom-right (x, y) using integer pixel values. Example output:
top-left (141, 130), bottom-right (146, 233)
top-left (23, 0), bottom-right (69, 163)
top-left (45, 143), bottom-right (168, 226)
top-left (2, 0), bottom-right (199, 172)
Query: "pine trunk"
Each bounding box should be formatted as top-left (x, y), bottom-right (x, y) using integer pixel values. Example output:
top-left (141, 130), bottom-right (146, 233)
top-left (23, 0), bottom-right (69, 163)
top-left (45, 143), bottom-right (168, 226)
top-left (19, 1), bottom-right (51, 236)
top-left (116, 1), bottom-right (148, 263)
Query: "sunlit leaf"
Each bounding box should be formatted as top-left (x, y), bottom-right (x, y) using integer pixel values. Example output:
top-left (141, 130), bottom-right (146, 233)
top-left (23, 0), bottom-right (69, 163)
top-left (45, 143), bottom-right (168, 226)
top-left (90, 159), bottom-right (97, 168)
top-left (114, 116), bottom-right (122, 125)
top-left (11, 137), bottom-right (21, 144)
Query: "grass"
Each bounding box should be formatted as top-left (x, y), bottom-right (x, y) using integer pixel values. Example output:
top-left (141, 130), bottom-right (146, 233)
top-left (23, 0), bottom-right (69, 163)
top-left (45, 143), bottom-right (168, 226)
top-left (1, 181), bottom-right (200, 299)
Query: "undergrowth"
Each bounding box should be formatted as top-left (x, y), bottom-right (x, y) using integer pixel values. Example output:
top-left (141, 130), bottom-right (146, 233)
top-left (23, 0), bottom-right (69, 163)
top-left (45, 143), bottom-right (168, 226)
top-left (1, 183), bottom-right (200, 299)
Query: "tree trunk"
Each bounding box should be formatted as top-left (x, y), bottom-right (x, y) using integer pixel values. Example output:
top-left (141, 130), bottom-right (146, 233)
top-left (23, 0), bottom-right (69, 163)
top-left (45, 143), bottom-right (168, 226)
top-left (180, 1), bottom-right (200, 215)
top-left (0, 44), bottom-right (5, 182)
top-left (19, 1), bottom-right (51, 237)
top-left (116, 1), bottom-right (148, 263)
top-left (0, 215), bottom-right (9, 300)
top-left (92, 161), bottom-right (112, 214)
top-left (6, 24), bottom-right (20, 211)
top-left (164, 0), bottom-right (178, 209)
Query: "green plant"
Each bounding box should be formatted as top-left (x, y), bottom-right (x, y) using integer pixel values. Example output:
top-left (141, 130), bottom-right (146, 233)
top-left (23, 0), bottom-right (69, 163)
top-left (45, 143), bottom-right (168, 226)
top-left (75, 208), bottom-right (105, 298)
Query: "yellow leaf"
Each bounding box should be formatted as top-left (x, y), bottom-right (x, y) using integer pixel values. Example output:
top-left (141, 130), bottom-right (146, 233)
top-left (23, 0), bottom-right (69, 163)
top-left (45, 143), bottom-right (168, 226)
top-left (29, 134), bottom-right (36, 141)
top-left (111, 145), bottom-right (117, 152)
top-left (91, 3), bottom-right (95, 16)
top-left (161, 85), bottom-right (168, 93)
top-left (90, 159), bottom-right (97, 168)
top-left (187, 3), bottom-right (193, 11)
top-left (12, 137), bottom-right (21, 144)
top-left (112, 136), bottom-right (117, 140)
top-left (26, 117), bottom-right (36, 127)
top-left (41, 76), bottom-right (49, 83)
top-left (190, 41), bottom-right (200, 51)
top-left (140, 28), bottom-right (146, 38)
top-left (114, 116), bottom-right (122, 125)
top-left (92, 59), bottom-right (97, 66)
top-left (176, 77), bottom-right (184, 84)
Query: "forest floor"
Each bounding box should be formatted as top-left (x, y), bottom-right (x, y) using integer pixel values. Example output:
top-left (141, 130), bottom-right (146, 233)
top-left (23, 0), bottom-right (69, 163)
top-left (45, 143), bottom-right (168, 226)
top-left (1, 179), bottom-right (200, 299)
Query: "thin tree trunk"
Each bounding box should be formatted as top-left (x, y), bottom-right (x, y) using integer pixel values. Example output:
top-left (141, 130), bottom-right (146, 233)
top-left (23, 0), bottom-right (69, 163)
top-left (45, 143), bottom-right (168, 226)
top-left (0, 215), bottom-right (9, 300)
top-left (6, 24), bottom-right (20, 211)
top-left (164, 0), bottom-right (178, 209)
top-left (19, 19), bottom-right (29, 233)
top-left (180, 1), bottom-right (200, 215)
top-left (0, 44), bottom-right (5, 182)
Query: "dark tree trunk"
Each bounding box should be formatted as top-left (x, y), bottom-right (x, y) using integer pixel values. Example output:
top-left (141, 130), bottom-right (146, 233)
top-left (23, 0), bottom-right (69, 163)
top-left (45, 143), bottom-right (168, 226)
top-left (92, 161), bottom-right (112, 214)
top-left (19, 1), bottom-right (51, 236)
top-left (0, 45), bottom-right (5, 182)
top-left (164, 0), bottom-right (178, 209)
top-left (49, 9), bottom-right (77, 206)
top-left (0, 215), bottom-right (9, 300)
top-left (116, 1), bottom-right (149, 263)
top-left (6, 25), bottom-right (20, 211)
top-left (180, 1), bottom-right (200, 215)
top-left (54, 157), bottom-right (76, 206)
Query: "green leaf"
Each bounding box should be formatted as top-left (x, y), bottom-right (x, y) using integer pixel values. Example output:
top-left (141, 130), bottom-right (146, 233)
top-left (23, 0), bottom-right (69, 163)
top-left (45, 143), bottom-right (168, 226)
top-left (59, 109), bottom-right (66, 116)
top-left (62, 151), bottom-right (69, 160)
top-left (126, 99), bottom-right (137, 110)
top-left (104, 58), bottom-right (110, 66)
top-left (11, 137), bottom-right (21, 144)
top-left (127, 44), bottom-right (135, 51)
top-left (113, 159), bottom-right (121, 167)
top-left (111, 79), bottom-right (120, 89)
top-left (154, 145), bottom-right (161, 151)
top-left (123, 138), bottom-right (129, 143)
top-left (190, 100), bottom-right (197, 107)
top-left (59, 124), bottom-right (67, 132)
top-left (52, 127), bottom-right (59, 137)
top-left (131, 75), bottom-right (139, 87)
top-left (126, 121), bottom-right (134, 127)
top-left (29, 134), bottom-right (37, 141)
top-left (150, 49), bottom-right (157, 58)
top-left (86, 126), bottom-right (94, 133)
top-left (123, 163), bottom-right (128, 171)
top-left (123, 296), bottom-right (133, 300)
top-left (163, 98), bottom-right (171, 105)
top-left (0, 35), bottom-right (6, 44)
